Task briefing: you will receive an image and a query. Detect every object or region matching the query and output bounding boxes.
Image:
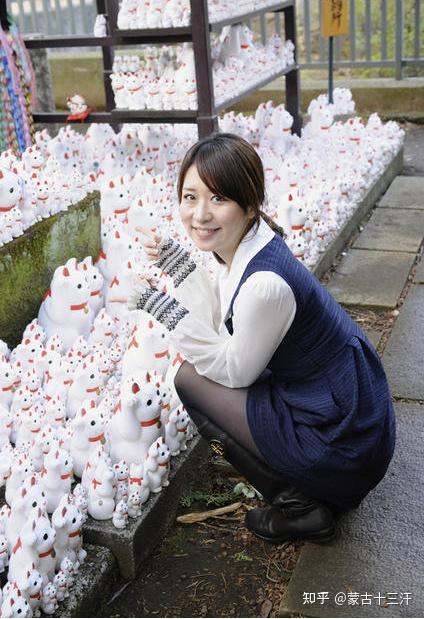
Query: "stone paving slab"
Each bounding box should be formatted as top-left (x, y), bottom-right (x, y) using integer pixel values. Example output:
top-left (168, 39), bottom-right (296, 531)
top-left (364, 330), bottom-right (382, 350)
top-left (382, 285), bottom-right (424, 400)
top-left (278, 402), bottom-right (424, 618)
top-left (414, 258), bottom-right (424, 284)
top-left (378, 176), bottom-right (424, 209)
top-left (326, 249), bottom-right (415, 309)
top-left (353, 208), bottom-right (424, 253)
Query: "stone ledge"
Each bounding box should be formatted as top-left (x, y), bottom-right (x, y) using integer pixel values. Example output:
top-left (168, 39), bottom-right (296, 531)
top-left (82, 435), bottom-right (208, 580)
top-left (56, 544), bottom-right (117, 618)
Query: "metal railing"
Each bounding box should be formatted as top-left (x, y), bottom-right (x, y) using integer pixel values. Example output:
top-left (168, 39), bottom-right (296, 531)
top-left (298, 0), bottom-right (424, 80)
top-left (9, 0), bottom-right (424, 79)
top-left (9, 0), bottom-right (97, 37)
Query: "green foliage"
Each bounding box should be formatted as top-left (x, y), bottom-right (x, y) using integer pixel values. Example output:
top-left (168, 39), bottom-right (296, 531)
top-left (233, 550), bottom-right (253, 562)
top-left (179, 490), bottom-right (236, 508)
top-left (232, 481), bottom-right (263, 500)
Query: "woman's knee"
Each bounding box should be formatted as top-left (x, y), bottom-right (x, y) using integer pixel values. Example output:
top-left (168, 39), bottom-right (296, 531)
top-left (173, 360), bottom-right (195, 401)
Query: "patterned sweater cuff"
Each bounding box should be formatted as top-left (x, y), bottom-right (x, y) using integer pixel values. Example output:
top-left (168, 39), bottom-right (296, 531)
top-left (156, 238), bottom-right (196, 288)
top-left (128, 285), bottom-right (189, 332)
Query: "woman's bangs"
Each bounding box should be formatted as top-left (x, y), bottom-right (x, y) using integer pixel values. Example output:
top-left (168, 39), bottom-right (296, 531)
top-left (195, 145), bottom-right (240, 202)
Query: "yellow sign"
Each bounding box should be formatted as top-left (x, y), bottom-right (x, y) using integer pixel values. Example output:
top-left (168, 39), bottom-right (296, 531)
top-left (321, 0), bottom-right (349, 37)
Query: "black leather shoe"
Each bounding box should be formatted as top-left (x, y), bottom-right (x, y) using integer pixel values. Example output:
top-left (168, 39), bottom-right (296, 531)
top-left (245, 489), bottom-right (335, 544)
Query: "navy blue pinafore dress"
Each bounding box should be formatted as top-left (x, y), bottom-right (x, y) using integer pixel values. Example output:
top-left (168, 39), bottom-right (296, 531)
top-left (225, 235), bottom-right (396, 510)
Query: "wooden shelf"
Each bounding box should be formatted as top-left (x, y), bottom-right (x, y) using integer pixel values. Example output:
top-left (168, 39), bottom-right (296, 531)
top-left (33, 112), bottom-right (113, 123)
top-left (215, 63), bottom-right (298, 113)
top-left (210, 1), bottom-right (294, 31)
top-left (26, 0), bottom-right (301, 137)
top-left (24, 35), bottom-right (113, 48)
top-left (113, 26), bottom-right (191, 44)
top-left (110, 109), bottom-right (197, 123)
top-left (112, 2), bottom-right (295, 38)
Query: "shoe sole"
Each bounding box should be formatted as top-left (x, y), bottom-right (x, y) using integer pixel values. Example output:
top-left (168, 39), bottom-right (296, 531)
top-left (248, 525), bottom-right (336, 545)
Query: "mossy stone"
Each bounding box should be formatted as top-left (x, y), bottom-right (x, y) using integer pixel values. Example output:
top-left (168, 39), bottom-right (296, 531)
top-left (0, 192), bottom-right (100, 349)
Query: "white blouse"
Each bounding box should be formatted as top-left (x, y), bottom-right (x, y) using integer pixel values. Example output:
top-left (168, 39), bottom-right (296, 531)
top-left (169, 218), bottom-right (297, 388)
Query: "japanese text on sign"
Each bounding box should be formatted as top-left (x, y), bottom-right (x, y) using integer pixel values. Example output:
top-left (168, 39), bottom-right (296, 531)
top-left (321, 0), bottom-right (349, 37)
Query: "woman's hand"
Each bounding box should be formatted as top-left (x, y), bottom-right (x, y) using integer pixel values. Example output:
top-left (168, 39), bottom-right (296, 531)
top-left (134, 270), bottom-right (160, 290)
top-left (135, 232), bottom-right (197, 289)
top-left (136, 226), bottom-right (162, 263)
top-left (108, 297), bottom-right (128, 303)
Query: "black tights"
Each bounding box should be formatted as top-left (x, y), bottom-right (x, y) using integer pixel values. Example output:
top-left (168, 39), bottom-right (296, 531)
top-left (174, 361), bottom-right (266, 462)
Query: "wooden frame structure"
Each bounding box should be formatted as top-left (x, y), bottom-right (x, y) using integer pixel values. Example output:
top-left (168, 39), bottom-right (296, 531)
top-left (25, 0), bottom-right (301, 137)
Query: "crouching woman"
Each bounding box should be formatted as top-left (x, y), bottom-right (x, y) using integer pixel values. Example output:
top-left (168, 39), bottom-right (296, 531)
top-left (128, 133), bottom-right (396, 543)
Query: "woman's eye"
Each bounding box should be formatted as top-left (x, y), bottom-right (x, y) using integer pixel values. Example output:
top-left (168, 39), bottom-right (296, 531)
top-left (183, 194), bottom-right (195, 201)
top-left (212, 195), bottom-right (225, 203)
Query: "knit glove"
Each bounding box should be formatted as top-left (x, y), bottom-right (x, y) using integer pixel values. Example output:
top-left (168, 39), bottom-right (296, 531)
top-left (128, 277), bottom-right (189, 332)
top-left (155, 237), bottom-right (196, 288)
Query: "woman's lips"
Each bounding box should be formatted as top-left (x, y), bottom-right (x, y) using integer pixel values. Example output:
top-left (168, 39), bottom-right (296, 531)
top-left (192, 227), bottom-right (220, 239)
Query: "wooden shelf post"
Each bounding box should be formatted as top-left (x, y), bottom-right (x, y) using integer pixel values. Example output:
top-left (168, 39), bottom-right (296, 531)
top-left (283, 2), bottom-right (302, 135)
top-left (190, 0), bottom-right (218, 138)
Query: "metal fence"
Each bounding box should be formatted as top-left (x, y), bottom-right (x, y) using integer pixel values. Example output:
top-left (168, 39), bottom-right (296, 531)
top-left (9, 0), bottom-right (97, 37)
top-left (298, 0), bottom-right (424, 79)
top-left (9, 0), bottom-right (424, 79)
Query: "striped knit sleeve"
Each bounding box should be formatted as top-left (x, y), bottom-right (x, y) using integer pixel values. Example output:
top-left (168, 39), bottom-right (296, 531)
top-left (154, 237), bottom-right (221, 331)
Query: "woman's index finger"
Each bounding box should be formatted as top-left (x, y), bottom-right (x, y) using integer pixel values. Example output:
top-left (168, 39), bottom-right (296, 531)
top-left (135, 226), bottom-right (156, 239)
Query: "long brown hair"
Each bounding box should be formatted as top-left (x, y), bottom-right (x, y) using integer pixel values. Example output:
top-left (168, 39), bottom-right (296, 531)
top-left (177, 133), bottom-right (285, 263)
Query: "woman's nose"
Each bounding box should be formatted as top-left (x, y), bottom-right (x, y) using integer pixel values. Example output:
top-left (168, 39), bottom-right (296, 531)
top-left (193, 200), bottom-right (212, 222)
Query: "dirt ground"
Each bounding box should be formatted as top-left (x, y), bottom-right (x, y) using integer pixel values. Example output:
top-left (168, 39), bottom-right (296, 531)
top-left (96, 453), bottom-right (303, 618)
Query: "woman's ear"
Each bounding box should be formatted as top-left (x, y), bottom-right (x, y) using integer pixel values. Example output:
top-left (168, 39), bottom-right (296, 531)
top-left (247, 206), bottom-right (256, 220)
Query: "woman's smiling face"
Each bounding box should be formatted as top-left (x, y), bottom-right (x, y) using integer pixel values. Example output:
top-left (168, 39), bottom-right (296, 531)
top-left (179, 164), bottom-right (254, 266)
